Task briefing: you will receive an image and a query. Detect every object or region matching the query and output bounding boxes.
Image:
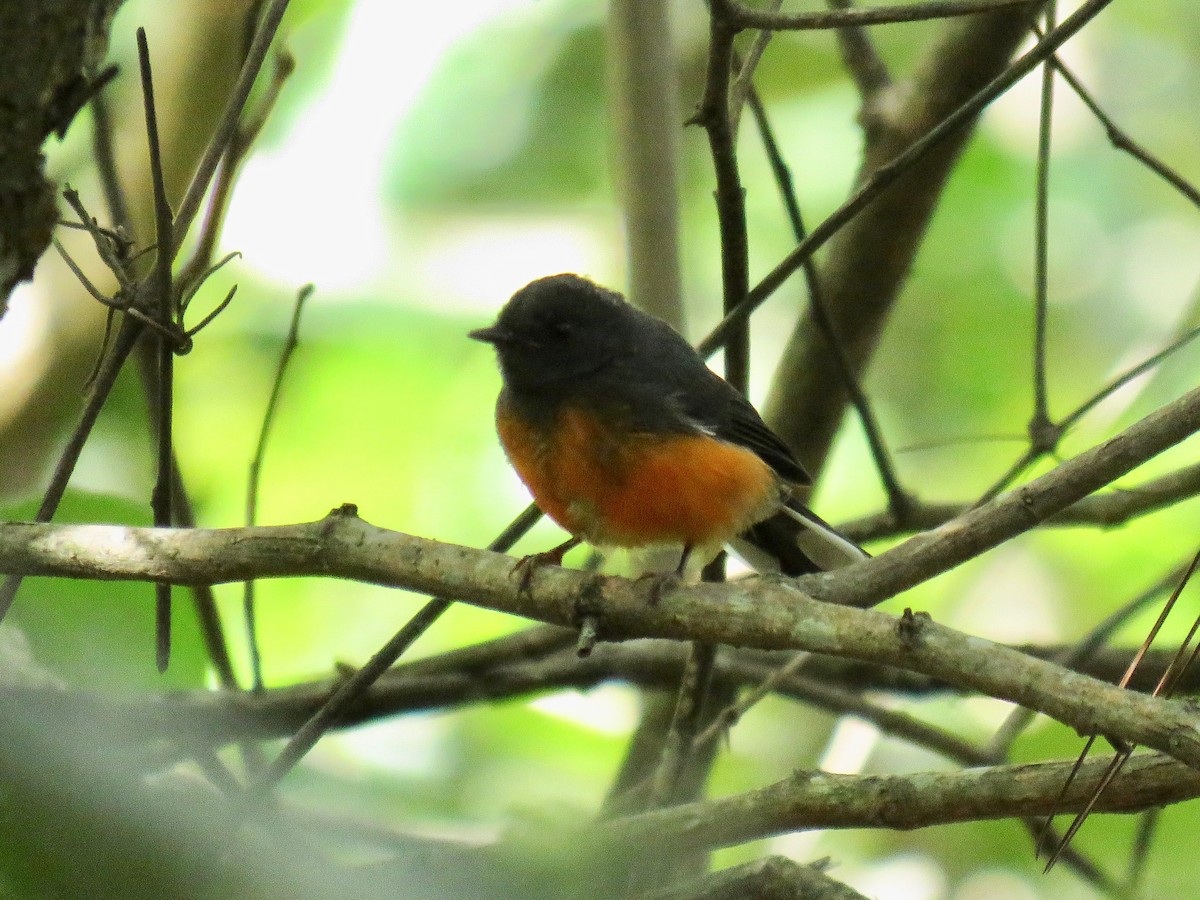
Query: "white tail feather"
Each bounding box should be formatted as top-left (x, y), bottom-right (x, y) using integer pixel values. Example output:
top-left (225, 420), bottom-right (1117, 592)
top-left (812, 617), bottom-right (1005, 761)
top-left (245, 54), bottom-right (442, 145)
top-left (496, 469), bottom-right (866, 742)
top-left (731, 506), bottom-right (866, 574)
top-left (782, 505), bottom-right (868, 570)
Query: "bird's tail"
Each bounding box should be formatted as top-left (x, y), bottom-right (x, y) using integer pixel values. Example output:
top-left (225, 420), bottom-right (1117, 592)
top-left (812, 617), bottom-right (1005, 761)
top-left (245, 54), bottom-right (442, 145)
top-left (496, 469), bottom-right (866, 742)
top-left (734, 499), bottom-right (867, 576)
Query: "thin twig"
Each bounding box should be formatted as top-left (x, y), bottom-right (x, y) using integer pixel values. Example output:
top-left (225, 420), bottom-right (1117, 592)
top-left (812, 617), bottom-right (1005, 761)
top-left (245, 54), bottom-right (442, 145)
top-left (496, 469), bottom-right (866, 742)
top-left (177, 51), bottom-right (295, 297)
top-left (172, 0), bottom-right (292, 256)
top-left (696, 0), bottom-right (1114, 360)
top-left (976, 322), bottom-right (1200, 504)
top-left (744, 84), bottom-right (911, 517)
top-left (137, 28), bottom-right (177, 674)
top-left (184, 284), bottom-right (238, 339)
top-left (60, 188), bottom-right (136, 295)
top-left (1029, 1), bottom-right (1056, 451)
top-left (89, 82), bottom-right (132, 238)
top-left (1060, 323), bottom-right (1200, 431)
top-left (1041, 547), bottom-right (1200, 869)
top-left (1039, 31), bottom-right (1200, 211)
top-left (694, 0), bottom-right (750, 393)
top-left (52, 238), bottom-right (118, 308)
top-left (728, 0), bottom-right (782, 134)
top-left (180, 251), bottom-right (241, 315)
top-left (244, 284), bottom-right (314, 690)
top-left (0, 318), bottom-right (144, 618)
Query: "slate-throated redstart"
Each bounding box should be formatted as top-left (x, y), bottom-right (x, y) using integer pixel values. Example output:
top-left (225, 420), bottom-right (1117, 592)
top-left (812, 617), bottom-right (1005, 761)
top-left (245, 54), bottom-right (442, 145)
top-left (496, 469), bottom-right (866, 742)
top-left (470, 273), bottom-right (866, 578)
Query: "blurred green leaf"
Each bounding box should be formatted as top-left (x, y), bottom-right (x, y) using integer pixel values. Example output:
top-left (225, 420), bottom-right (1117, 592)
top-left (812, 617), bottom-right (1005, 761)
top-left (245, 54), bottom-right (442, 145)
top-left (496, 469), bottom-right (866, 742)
top-left (1, 492), bottom-right (207, 691)
top-left (387, 12), bottom-right (607, 207)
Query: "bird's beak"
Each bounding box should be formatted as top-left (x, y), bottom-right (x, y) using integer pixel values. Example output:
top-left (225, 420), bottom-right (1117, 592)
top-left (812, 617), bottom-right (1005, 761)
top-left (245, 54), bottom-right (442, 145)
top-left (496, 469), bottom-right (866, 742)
top-left (469, 324), bottom-right (511, 346)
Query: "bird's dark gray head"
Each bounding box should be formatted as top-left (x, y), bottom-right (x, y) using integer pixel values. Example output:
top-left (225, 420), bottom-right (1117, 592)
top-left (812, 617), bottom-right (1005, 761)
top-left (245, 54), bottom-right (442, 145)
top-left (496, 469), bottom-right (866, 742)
top-left (469, 274), bottom-right (636, 391)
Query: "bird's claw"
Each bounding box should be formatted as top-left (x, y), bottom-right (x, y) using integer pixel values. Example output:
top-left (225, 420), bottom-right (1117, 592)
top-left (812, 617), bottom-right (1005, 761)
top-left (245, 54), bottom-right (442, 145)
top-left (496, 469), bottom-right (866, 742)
top-left (512, 550), bottom-right (560, 595)
top-left (636, 570), bottom-right (680, 606)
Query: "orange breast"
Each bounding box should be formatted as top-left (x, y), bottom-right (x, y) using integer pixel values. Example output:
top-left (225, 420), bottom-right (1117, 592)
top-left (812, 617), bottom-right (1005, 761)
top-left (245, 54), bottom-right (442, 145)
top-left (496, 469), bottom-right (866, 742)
top-left (496, 401), bottom-right (778, 549)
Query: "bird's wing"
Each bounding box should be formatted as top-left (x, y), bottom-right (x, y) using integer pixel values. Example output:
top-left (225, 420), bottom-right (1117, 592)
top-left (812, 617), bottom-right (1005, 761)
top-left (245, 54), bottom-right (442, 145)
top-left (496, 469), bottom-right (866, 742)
top-left (629, 313), bottom-right (811, 484)
top-left (711, 395), bottom-right (810, 485)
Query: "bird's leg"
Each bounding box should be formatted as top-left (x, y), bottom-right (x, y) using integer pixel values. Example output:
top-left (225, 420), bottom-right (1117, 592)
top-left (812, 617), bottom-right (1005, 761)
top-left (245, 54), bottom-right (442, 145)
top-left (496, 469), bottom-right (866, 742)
top-left (674, 543), bottom-right (694, 577)
top-left (512, 535), bottom-right (583, 594)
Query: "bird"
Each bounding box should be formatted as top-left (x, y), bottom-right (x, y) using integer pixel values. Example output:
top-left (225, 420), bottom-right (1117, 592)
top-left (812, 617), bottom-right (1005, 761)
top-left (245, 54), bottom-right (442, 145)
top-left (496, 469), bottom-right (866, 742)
top-left (469, 273), bottom-right (866, 584)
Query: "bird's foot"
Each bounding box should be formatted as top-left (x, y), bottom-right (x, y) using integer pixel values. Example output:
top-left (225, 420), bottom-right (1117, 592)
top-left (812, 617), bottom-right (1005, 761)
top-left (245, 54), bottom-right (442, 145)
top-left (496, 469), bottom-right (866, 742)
top-left (511, 536), bottom-right (582, 595)
top-left (636, 570), bottom-right (680, 606)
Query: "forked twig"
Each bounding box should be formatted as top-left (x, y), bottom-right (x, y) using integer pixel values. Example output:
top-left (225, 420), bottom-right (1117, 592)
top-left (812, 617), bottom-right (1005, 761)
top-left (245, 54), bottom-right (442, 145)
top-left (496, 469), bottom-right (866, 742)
top-left (1036, 27), bottom-right (1200, 212)
top-left (976, 322), bottom-right (1200, 504)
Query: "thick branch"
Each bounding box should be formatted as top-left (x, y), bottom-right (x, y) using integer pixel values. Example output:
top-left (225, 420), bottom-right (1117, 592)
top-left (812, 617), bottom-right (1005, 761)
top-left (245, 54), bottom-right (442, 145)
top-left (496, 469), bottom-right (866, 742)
top-left (0, 639), bottom-right (1187, 746)
top-left (595, 753), bottom-right (1199, 853)
top-left (812, 384), bottom-right (1200, 606)
top-left (643, 857), bottom-right (870, 900)
top-left (730, 0), bottom-right (1039, 31)
top-left (5, 504), bottom-right (1200, 770)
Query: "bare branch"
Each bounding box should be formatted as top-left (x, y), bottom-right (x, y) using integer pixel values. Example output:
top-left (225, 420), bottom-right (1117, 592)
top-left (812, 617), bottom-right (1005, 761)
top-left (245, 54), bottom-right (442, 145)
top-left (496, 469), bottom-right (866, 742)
top-left (843, 461), bottom-right (1200, 541)
top-left (642, 857), bottom-right (871, 900)
top-left (728, 0), bottom-right (783, 134)
top-left (246, 502), bottom-right (545, 794)
top-left (743, 86), bottom-right (912, 516)
top-left (818, 385), bottom-right (1200, 607)
top-left (595, 753), bottom-right (1199, 855)
top-left (0, 316), bottom-right (144, 618)
top-left (693, 0), bottom-right (750, 391)
top-left (729, 0), bottom-right (1040, 31)
top-left (693, 0), bottom-right (1113, 371)
top-left (1042, 32), bottom-right (1200, 211)
top-left (8, 504), bottom-right (1200, 774)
